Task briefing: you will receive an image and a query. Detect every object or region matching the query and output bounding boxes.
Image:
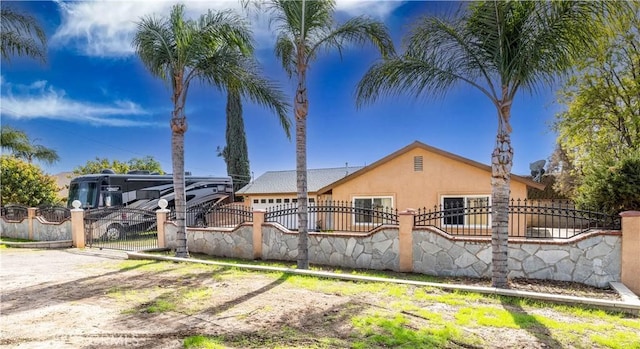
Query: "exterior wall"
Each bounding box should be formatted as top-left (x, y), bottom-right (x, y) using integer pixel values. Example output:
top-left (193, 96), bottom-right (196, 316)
top-left (329, 147), bottom-right (529, 210)
top-left (413, 229), bottom-right (621, 288)
top-left (262, 225), bottom-right (399, 271)
top-left (32, 219), bottom-right (72, 241)
top-left (0, 217), bottom-right (71, 241)
top-left (328, 147), bottom-right (529, 235)
top-left (0, 219), bottom-right (29, 239)
top-left (164, 223), bottom-right (254, 259)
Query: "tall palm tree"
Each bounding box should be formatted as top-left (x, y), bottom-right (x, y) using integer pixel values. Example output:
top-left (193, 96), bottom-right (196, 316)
top-left (356, 1), bottom-right (611, 288)
top-left (1, 6), bottom-right (46, 62)
top-left (133, 4), bottom-right (290, 258)
top-left (264, 0), bottom-right (395, 269)
top-left (0, 126), bottom-right (59, 164)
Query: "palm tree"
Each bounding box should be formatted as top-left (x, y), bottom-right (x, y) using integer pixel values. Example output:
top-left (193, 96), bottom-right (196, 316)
top-left (0, 126), bottom-right (59, 164)
top-left (133, 4), bottom-right (290, 258)
top-left (1, 6), bottom-right (46, 62)
top-left (264, 0), bottom-right (395, 269)
top-left (356, 1), bottom-right (611, 288)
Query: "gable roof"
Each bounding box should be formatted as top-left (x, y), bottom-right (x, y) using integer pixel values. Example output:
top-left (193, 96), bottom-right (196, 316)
top-left (317, 141), bottom-right (545, 193)
top-left (237, 166), bottom-right (363, 195)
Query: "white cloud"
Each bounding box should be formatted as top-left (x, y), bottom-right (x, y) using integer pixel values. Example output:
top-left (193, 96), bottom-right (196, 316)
top-left (0, 78), bottom-right (159, 127)
top-left (52, 0), bottom-right (403, 57)
top-left (335, 0), bottom-right (404, 18)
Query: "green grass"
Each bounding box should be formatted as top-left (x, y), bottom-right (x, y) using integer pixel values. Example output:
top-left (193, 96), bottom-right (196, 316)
top-left (183, 335), bottom-right (225, 349)
top-left (104, 258), bottom-right (640, 349)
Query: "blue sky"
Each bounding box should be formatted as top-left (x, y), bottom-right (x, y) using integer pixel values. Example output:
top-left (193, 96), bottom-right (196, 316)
top-left (1, 0), bottom-right (562, 181)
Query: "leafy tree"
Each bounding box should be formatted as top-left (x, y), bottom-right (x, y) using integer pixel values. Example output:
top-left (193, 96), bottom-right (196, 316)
top-left (219, 89), bottom-right (252, 194)
top-left (126, 156), bottom-right (165, 174)
top-left (0, 5), bottom-right (46, 63)
top-left (356, 1), bottom-right (609, 288)
top-left (0, 126), bottom-right (59, 165)
top-left (575, 155), bottom-right (640, 215)
top-left (554, 2), bottom-right (639, 199)
top-left (547, 144), bottom-right (579, 199)
top-left (72, 156), bottom-right (164, 175)
top-left (133, 4), bottom-right (289, 258)
top-left (1, 156), bottom-right (59, 206)
top-left (263, 0), bottom-right (394, 269)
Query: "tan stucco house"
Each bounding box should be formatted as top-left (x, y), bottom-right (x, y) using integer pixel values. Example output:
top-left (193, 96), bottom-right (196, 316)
top-left (238, 141), bottom-right (543, 212)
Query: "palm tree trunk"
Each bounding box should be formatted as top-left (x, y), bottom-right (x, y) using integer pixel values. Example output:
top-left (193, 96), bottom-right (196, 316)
top-left (296, 68), bottom-right (309, 269)
top-left (491, 108), bottom-right (513, 288)
top-left (171, 106), bottom-right (189, 258)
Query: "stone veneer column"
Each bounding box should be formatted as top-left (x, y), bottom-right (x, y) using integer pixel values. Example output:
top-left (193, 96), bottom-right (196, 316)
top-left (27, 207), bottom-right (36, 240)
top-left (70, 201), bottom-right (85, 248)
top-left (253, 209), bottom-right (266, 259)
top-left (398, 209), bottom-right (415, 272)
top-left (620, 211), bottom-right (640, 295)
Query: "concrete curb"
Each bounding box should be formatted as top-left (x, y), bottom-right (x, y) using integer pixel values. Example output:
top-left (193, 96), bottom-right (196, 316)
top-left (1, 240), bottom-right (72, 249)
top-left (127, 251), bottom-right (640, 316)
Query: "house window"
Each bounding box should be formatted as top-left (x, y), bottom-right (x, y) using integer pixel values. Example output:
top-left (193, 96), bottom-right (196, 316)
top-left (276, 198), bottom-right (282, 203)
top-left (292, 198), bottom-right (298, 203)
top-left (253, 199), bottom-right (259, 204)
top-left (260, 199), bottom-right (266, 204)
top-left (414, 156), bottom-right (423, 171)
top-left (309, 198), bottom-right (315, 203)
top-left (442, 195), bottom-right (490, 227)
top-left (268, 199), bottom-right (274, 203)
top-left (284, 198), bottom-right (290, 203)
top-left (354, 197), bottom-right (393, 224)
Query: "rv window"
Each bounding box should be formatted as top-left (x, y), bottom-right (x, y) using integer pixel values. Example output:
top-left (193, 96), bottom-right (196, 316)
top-left (137, 190), bottom-right (160, 200)
top-left (100, 191), bottom-right (123, 207)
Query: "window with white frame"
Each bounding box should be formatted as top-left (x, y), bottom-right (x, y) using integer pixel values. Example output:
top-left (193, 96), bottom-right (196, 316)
top-left (442, 195), bottom-right (490, 227)
top-left (353, 197), bottom-right (393, 224)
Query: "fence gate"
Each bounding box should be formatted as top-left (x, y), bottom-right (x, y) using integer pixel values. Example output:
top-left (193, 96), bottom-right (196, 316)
top-left (84, 207), bottom-right (158, 251)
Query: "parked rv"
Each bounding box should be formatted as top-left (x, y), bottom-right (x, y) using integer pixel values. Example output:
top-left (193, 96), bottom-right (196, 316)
top-left (69, 170), bottom-right (233, 239)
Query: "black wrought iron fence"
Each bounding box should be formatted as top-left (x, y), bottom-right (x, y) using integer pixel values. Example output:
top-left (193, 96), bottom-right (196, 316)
top-left (169, 203), bottom-right (253, 228)
top-left (36, 205), bottom-right (71, 223)
top-left (265, 200), bottom-right (398, 233)
top-left (415, 199), bottom-right (621, 239)
top-left (84, 207), bottom-right (157, 250)
top-left (0, 205), bottom-right (29, 221)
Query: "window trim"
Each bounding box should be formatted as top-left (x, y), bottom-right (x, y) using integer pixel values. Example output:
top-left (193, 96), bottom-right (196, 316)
top-left (440, 195), bottom-right (491, 228)
top-left (352, 196), bottom-right (394, 225)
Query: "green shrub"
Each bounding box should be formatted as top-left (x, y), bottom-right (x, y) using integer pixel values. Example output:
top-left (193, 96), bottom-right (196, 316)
top-left (0, 156), bottom-right (59, 206)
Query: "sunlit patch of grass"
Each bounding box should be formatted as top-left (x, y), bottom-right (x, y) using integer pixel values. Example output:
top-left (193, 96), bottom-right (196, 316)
top-left (591, 330), bottom-right (640, 349)
top-left (183, 335), bottom-right (225, 349)
top-left (351, 312), bottom-right (470, 349)
top-left (456, 306), bottom-right (543, 329)
top-left (144, 296), bottom-right (176, 313)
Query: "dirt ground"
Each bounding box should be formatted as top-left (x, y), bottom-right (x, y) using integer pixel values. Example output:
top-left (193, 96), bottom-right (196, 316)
top-left (0, 248), bottom-right (629, 348)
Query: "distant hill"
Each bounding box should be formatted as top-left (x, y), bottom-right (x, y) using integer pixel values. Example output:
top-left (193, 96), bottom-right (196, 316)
top-left (53, 172), bottom-right (74, 202)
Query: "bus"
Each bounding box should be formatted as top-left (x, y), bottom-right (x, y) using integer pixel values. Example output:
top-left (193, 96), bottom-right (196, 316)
top-left (67, 170), bottom-right (234, 210)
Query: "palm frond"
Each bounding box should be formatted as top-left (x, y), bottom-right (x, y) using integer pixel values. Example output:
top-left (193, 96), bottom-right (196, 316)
top-left (198, 49), bottom-right (292, 138)
top-left (274, 32), bottom-right (296, 77)
top-left (0, 7), bottom-right (47, 62)
top-left (132, 13), bottom-right (175, 82)
top-left (308, 16), bottom-right (395, 64)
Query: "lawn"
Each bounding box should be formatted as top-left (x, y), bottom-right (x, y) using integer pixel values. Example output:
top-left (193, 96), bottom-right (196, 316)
top-left (104, 257), bottom-right (640, 349)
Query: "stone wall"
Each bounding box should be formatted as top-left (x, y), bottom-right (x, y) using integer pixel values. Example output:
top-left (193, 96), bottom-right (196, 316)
top-left (262, 225), bottom-right (399, 271)
top-left (164, 223), bottom-right (254, 259)
top-left (0, 219), bottom-right (29, 240)
top-left (33, 219), bottom-right (72, 241)
top-left (413, 229), bottom-right (621, 287)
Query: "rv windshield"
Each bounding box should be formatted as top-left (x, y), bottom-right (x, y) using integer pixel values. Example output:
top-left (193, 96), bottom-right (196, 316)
top-left (67, 181), bottom-right (98, 209)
